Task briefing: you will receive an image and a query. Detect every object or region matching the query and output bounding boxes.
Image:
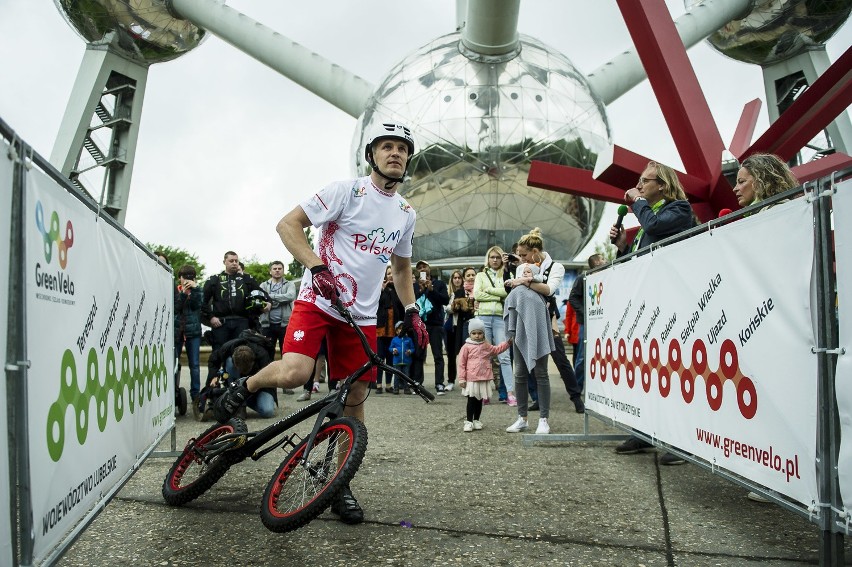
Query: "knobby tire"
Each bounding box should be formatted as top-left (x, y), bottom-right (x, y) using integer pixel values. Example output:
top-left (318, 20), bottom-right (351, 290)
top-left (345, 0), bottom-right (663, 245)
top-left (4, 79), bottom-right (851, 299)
top-left (260, 417), bottom-right (368, 532)
top-left (162, 417), bottom-right (248, 506)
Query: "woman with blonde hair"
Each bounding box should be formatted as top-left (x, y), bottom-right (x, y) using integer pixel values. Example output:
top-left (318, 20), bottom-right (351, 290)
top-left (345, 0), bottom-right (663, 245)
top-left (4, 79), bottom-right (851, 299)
top-left (473, 246), bottom-right (515, 405)
top-left (733, 153), bottom-right (798, 208)
top-left (504, 228), bottom-right (584, 434)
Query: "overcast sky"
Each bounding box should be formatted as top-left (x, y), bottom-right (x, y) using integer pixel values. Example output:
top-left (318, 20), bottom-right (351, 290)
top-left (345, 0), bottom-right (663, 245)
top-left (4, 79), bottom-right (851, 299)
top-left (1, 1), bottom-right (849, 277)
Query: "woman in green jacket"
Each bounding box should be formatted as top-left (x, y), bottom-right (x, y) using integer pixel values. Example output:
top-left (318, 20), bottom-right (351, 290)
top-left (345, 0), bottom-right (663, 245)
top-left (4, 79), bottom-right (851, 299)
top-left (473, 246), bottom-right (515, 406)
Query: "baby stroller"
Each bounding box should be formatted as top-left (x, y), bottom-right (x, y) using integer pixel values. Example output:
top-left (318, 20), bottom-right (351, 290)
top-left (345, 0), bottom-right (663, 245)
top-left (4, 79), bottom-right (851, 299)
top-left (174, 356), bottom-right (188, 416)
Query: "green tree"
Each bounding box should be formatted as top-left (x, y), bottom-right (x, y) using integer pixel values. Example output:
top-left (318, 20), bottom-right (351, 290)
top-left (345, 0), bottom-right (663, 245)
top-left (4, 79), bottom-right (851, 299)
top-left (241, 255), bottom-right (272, 283)
top-left (287, 227), bottom-right (313, 280)
top-left (593, 239), bottom-right (617, 263)
top-left (148, 244), bottom-right (206, 283)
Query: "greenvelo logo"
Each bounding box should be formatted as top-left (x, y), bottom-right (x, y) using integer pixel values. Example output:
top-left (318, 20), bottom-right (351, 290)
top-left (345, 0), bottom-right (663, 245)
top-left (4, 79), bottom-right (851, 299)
top-left (36, 200), bottom-right (74, 269)
top-left (46, 343), bottom-right (169, 462)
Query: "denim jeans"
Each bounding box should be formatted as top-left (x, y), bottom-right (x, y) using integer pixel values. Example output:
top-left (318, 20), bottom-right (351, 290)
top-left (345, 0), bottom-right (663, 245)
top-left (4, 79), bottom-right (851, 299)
top-left (211, 317), bottom-right (250, 352)
top-left (513, 347), bottom-right (550, 419)
top-left (480, 315), bottom-right (513, 392)
top-left (376, 336), bottom-right (394, 387)
top-left (574, 323), bottom-right (586, 392)
top-left (263, 323), bottom-right (286, 356)
top-left (176, 335), bottom-right (201, 399)
top-left (426, 325), bottom-right (445, 387)
top-left (224, 357), bottom-right (276, 418)
top-left (394, 364), bottom-right (411, 391)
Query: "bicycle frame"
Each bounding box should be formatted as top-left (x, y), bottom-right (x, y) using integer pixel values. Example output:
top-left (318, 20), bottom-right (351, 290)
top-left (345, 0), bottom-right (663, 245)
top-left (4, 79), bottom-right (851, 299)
top-left (192, 301), bottom-right (433, 466)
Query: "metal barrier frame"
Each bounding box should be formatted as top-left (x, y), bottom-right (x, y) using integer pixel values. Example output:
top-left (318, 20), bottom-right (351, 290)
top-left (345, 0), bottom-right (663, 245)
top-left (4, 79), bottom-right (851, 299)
top-left (520, 170), bottom-right (852, 566)
top-left (1, 116), bottom-right (175, 566)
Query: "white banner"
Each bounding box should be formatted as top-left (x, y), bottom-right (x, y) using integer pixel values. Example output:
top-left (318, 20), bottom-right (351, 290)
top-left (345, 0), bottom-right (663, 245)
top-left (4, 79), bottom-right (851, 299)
top-left (585, 200), bottom-right (818, 505)
top-left (833, 179), bottom-right (852, 513)
top-left (0, 141), bottom-right (15, 566)
top-left (26, 168), bottom-right (174, 564)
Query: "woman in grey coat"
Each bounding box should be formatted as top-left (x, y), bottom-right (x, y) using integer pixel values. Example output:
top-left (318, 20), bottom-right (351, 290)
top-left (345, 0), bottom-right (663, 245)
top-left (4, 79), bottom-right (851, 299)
top-left (504, 227), bottom-right (563, 435)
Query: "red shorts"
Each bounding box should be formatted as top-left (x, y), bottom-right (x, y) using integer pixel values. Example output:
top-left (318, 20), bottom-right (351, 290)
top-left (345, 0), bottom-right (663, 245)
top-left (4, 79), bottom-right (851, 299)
top-left (283, 301), bottom-right (377, 382)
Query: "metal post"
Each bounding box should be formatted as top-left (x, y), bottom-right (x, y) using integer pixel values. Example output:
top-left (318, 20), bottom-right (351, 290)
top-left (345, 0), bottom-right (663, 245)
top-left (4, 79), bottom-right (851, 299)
top-left (7, 132), bottom-right (32, 564)
top-left (812, 177), bottom-right (845, 565)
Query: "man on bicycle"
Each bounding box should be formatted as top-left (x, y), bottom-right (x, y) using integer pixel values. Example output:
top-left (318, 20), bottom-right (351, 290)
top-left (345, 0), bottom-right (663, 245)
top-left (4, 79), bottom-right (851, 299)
top-left (215, 122), bottom-right (428, 524)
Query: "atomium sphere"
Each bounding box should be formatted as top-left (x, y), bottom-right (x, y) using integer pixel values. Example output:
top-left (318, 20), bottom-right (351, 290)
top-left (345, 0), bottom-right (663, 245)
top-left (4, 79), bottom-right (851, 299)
top-left (352, 32), bottom-right (611, 265)
top-left (54, 0), bottom-right (206, 64)
top-left (686, 0), bottom-right (852, 66)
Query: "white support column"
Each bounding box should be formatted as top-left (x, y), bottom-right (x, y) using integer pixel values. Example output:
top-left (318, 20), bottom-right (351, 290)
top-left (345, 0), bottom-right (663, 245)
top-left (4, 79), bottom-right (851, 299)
top-left (586, 0), bottom-right (752, 105)
top-left (460, 0), bottom-right (520, 56)
top-left (50, 40), bottom-right (149, 224)
top-left (167, 0), bottom-right (374, 118)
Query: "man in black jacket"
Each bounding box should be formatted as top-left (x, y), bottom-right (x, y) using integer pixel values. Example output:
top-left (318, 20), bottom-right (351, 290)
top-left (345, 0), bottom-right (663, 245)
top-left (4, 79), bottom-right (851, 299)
top-left (414, 260), bottom-right (450, 394)
top-left (202, 251), bottom-right (268, 351)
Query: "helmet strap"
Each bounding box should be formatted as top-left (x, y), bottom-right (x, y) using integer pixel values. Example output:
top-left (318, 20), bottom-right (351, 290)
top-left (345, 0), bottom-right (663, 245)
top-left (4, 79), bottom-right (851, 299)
top-left (367, 152), bottom-right (405, 190)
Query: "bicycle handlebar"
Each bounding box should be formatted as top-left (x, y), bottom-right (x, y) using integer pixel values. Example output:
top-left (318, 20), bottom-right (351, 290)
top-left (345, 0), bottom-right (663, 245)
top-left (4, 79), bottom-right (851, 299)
top-left (332, 300), bottom-right (435, 403)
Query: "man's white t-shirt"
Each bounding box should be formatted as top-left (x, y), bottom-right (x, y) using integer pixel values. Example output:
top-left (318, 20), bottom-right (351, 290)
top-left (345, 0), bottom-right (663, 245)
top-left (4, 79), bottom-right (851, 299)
top-left (298, 176), bottom-right (416, 324)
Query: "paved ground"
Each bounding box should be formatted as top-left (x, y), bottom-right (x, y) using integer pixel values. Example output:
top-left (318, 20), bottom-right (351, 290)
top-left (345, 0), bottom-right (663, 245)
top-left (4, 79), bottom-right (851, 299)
top-left (54, 359), bottom-right (850, 567)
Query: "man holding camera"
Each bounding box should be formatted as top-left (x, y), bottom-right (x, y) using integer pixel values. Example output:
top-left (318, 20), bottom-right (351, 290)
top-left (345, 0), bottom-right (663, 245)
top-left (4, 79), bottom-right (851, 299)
top-left (201, 251), bottom-right (269, 351)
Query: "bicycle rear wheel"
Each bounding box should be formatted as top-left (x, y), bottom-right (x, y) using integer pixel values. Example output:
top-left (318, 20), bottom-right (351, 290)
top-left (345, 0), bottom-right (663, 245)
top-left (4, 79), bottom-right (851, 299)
top-left (162, 418), bottom-right (247, 506)
top-left (260, 416), bottom-right (368, 532)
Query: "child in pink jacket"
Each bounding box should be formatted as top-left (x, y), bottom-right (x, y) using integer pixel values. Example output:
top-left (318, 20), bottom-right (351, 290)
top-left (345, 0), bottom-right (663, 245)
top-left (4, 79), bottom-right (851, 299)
top-left (458, 318), bottom-right (512, 432)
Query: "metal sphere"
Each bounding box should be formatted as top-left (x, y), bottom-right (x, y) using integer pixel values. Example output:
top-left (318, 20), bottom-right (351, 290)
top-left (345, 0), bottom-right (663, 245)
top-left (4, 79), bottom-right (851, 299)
top-left (353, 32), bottom-right (611, 265)
top-left (54, 0), bottom-right (206, 64)
top-left (686, 0), bottom-right (852, 66)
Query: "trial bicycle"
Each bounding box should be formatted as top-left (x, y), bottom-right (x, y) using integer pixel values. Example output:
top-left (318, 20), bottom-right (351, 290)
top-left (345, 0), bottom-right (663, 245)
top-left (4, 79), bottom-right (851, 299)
top-left (161, 301), bottom-right (434, 532)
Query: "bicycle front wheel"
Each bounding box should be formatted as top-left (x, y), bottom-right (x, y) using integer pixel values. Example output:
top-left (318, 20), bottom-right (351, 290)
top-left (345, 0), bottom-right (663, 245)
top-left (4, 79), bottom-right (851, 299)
top-left (162, 417), bottom-right (248, 506)
top-left (260, 416), bottom-right (368, 532)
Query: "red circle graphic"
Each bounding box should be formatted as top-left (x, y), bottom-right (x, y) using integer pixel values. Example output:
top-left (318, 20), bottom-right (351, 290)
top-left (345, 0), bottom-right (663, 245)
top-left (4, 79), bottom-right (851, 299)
top-left (659, 368), bottom-right (671, 397)
top-left (669, 339), bottom-right (681, 370)
top-left (720, 339), bottom-right (738, 380)
top-left (680, 369), bottom-right (694, 403)
top-left (693, 340), bottom-right (707, 374)
top-left (706, 372), bottom-right (723, 411)
top-left (737, 377), bottom-right (758, 419)
top-left (649, 339), bottom-right (659, 366)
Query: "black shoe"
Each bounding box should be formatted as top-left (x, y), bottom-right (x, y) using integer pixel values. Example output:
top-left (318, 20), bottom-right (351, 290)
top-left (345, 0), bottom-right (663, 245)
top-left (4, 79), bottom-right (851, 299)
top-left (660, 451), bottom-right (687, 466)
top-left (615, 436), bottom-right (653, 454)
top-left (281, 388), bottom-right (295, 395)
top-left (436, 384), bottom-right (446, 396)
top-left (392, 388), bottom-right (400, 395)
top-left (375, 386), bottom-right (383, 394)
top-left (330, 486), bottom-right (364, 524)
top-left (213, 378), bottom-right (250, 423)
top-left (528, 401), bottom-right (540, 411)
top-left (572, 397), bottom-right (585, 414)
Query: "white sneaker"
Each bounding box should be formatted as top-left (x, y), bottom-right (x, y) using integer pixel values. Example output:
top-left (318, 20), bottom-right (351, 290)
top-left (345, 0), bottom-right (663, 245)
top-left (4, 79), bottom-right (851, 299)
top-left (505, 417), bottom-right (528, 433)
top-left (536, 418), bottom-right (550, 434)
top-left (463, 420), bottom-right (473, 432)
top-left (296, 391), bottom-right (311, 402)
top-left (472, 420), bottom-right (483, 430)
top-left (445, 383), bottom-right (454, 392)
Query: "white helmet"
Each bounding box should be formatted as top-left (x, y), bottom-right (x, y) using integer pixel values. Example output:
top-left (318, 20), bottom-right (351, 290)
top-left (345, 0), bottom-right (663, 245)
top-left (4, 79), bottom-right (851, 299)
top-left (364, 122), bottom-right (415, 163)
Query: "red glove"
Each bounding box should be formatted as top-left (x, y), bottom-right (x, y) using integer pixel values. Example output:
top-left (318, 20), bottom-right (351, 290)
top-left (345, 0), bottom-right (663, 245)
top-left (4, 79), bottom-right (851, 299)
top-left (310, 265), bottom-right (338, 301)
top-left (404, 307), bottom-right (428, 349)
